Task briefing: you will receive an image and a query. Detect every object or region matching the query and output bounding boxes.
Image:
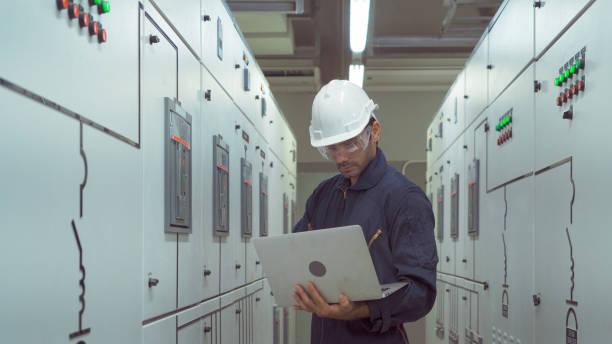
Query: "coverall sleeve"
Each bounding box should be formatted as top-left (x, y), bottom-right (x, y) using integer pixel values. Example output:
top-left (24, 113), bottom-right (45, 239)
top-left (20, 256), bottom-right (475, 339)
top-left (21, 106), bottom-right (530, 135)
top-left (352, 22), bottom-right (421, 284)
top-left (361, 190), bottom-right (439, 333)
top-left (292, 189), bottom-right (316, 233)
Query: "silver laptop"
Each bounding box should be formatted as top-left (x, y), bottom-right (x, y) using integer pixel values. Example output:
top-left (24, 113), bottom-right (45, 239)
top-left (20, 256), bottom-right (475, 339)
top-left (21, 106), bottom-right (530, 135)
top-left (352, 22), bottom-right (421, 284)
top-left (252, 225), bottom-right (407, 307)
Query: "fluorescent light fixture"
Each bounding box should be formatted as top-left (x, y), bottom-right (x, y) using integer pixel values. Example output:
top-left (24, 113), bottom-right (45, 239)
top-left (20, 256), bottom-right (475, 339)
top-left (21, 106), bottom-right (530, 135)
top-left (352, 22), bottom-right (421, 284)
top-left (349, 64), bottom-right (365, 88)
top-left (350, 0), bottom-right (370, 53)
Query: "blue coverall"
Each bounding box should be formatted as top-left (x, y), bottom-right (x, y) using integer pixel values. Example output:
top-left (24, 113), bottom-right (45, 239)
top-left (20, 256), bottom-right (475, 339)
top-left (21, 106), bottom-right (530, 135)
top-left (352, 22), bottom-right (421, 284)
top-left (293, 148), bottom-right (438, 343)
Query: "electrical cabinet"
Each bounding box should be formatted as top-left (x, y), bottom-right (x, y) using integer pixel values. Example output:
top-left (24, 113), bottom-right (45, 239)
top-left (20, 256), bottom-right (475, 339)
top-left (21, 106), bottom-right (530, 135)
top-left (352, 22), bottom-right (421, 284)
top-left (141, 11), bottom-right (179, 320)
top-left (488, 0), bottom-right (534, 102)
top-left (464, 35), bottom-right (489, 124)
top-left (534, 0), bottom-right (593, 57)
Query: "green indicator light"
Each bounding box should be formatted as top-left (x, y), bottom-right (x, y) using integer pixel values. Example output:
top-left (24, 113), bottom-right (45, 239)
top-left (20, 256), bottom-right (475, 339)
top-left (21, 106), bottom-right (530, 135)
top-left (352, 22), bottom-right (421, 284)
top-left (554, 78), bottom-right (560, 86)
top-left (102, 1), bottom-right (110, 13)
top-left (94, 0), bottom-right (101, 5)
top-left (559, 74), bottom-right (565, 83)
top-left (576, 59), bottom-right (583, 69)
top-left (565, 70), bottom-right (570, 78)
top-left (570, 65), bottom-right (576, 74)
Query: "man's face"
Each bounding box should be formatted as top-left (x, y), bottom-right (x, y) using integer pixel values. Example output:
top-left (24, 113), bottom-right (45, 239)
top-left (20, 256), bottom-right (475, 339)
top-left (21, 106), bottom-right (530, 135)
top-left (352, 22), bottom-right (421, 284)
top-left (327, 122), bottom-right (380, 181)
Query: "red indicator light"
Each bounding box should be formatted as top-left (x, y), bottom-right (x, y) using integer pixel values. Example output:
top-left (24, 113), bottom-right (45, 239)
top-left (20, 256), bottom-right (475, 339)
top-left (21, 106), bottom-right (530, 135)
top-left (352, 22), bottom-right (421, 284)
top-left (68, 4), bottom-right (80, 19)
top-left (89, 21), bottom-right (99, 35)
top-left (566, 88), bottom-right (572, 99)
top-left (556, 97), bottom-right (562, 106)
top-left (571, 84), bottom-right (578, 95)
top-left (57, 0), bottom-right (69, 10)
top-left (98, 29), bottom-right (107, 43)
top-left (79, 12), bottom-right (89, 28)
top-left (561, 93), bottom-right (568, 103)
top-left (578, 80), bottom-right (585, 91)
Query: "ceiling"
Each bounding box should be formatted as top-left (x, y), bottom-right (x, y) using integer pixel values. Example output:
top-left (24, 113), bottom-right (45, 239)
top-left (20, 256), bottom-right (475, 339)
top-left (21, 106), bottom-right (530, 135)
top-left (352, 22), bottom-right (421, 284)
top-left (229, 0), bottom-right (503, 93)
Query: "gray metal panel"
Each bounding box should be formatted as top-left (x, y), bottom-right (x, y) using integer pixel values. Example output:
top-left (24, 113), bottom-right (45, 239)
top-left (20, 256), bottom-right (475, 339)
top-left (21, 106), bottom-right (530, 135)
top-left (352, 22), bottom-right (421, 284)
top-left (142, 12), bottom-right (179, 320)
top-left (150, 0), bottom-right (201, 56)
top-left (487, 65), bottom-right (535, 189)
top-left (203, 312), bottom-right (220, 344)
top-left (177, 317), bottom-right (203, 344)
top-left (0, 1), bottom-right (139, 143)
top-left (143, 316), bottom-right (176, 344)
top-left (488, 0), bottom-right (534, 102)
top-left (450, 173), bottom-right (459, 240)
top-left (165, 97), bottom-right (192, 233)
top-left (464, 35), bottom-right (489, 124)
top-left (282, 192), bottom-right (289, 234)
top-left (534, 0), bottom-right (593, 57)
top-left (467, 159), bottom-right (480, 237)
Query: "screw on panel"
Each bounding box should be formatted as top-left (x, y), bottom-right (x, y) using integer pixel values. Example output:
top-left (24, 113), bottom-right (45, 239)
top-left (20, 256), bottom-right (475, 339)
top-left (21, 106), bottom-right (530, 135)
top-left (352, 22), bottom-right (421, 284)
top-left (487, 64), bottom-right (494, 70)
top-left (202, 15), bottom-right (211, 21)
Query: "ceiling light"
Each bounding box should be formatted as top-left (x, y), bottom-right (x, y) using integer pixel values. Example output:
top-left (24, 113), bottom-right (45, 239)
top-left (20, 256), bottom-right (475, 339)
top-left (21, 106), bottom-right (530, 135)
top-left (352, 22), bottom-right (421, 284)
top-left (349, 64), bottom-right (365, 88)
top-left (350, 0), bottom-right (370, 53)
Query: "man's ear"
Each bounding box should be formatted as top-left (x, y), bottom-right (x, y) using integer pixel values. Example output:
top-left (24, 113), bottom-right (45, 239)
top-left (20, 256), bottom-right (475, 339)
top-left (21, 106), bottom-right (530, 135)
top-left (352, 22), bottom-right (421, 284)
top-left (371, 121), bottom-right (381, 144)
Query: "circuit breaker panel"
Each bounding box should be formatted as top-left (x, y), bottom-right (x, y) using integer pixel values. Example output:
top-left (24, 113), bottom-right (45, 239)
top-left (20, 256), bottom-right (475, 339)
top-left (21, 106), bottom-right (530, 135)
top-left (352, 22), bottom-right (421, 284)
top-left (165, 97), bottom-right (192, 234)
top-left (450, 174), bottom-right (459, 240)
top-left (260, 172), bottom-right (269, 237)
top-left (282, 193), bottom-right (289, 234)
top-left (214, 135), bottom-right (230, 236)
top-left (436, 185), bottom-right (445, 241)
top-left (241, 158), bottom-right (253, 237)
top-left (467, 159), bottom-right (480, 236)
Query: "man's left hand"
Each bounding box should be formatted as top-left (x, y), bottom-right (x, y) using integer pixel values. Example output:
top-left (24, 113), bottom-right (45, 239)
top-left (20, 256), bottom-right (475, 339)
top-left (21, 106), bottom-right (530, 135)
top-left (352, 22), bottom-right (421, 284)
top-left (292, 282), bottom-right (370, 320)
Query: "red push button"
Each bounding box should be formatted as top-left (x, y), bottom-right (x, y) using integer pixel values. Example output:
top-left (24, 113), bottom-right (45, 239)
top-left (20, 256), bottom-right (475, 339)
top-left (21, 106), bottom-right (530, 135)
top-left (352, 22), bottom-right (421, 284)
top-left (98, 28), bottom-right (107, 43)
top-left (89, 21), bottom-right (99, 35)
top-left (566, 88), bottom-right (572, 99)
top-left (561, 92), bottom-right (568, 103)
top-left (57, 0), bottom-right (69, 10)
top-left (68, 3), bottom-right (80, 19)
top-left (556, 96), bottom-right (562, 106)
top-left (571, 83), bottom-right (578, 95)
top-left (79, 12), bottom-right (89, 28)
top-left (578, 80), bottom-right (585, 91)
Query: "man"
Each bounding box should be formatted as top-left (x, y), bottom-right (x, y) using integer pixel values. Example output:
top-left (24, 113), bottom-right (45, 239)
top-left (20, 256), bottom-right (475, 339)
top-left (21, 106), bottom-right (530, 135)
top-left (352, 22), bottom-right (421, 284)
top-left (292, 80), bottom-right (438, 343)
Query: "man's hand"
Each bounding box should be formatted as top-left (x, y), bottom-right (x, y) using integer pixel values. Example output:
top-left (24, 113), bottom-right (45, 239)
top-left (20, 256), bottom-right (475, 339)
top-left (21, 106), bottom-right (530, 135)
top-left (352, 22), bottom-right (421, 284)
top-left (292, 282), bottom-right (370, 321)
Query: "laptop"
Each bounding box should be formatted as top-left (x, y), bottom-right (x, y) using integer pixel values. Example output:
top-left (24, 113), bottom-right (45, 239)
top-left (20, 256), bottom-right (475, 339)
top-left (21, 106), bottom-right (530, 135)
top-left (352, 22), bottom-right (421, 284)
top-left (252, 225), bottom-right (407, 307)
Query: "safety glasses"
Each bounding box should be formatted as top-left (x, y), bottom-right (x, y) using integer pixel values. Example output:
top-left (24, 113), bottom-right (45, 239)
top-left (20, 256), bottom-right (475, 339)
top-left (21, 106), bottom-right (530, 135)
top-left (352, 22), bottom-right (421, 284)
top-left (317, 125), bottom-right (372, 160)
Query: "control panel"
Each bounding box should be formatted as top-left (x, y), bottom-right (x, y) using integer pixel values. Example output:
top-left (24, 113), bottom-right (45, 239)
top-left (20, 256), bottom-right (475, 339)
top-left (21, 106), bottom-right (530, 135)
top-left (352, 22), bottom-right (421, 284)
top-left (56, 0), bottom-right (110, 44)
top-left (259, 172), bottom-right (269, 236)
top-left (450, 174), bottom-right (459, 240)
top-left (165, 97), bottom-right (192, 234)
top-left (467, 159), bottom-right (480, 236)
top-left (554, 47), bottom-right (586, 120)
top-left (213, 135), bottom-right (230, 236)
top-left (241, 158), bottom-right (253, 238)
top-left (495, 108), bottom-right (513, 146)
top-left (436, 185), bottom-right (445, 241)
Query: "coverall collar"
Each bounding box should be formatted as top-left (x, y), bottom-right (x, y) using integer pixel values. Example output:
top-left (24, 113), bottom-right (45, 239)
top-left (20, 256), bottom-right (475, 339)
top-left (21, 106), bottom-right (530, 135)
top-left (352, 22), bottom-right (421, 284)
top-left (335, 147), bottom-right (387, 191)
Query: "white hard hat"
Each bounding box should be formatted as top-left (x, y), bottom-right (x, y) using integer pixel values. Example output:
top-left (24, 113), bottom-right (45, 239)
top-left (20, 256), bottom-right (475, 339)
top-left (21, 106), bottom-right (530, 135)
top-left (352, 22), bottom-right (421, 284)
top-left (309, 79), bottom-right (378, 148)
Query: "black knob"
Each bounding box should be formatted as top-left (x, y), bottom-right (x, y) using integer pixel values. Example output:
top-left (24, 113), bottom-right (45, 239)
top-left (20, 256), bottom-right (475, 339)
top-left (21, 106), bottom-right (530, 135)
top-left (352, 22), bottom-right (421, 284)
top-left (563, 107), bottom-right (573, 120)
top-left (204, 326), bottom-right (212, 333)
top-left (533, 294), bottom-right (541, 306)
top-left (256, 261), bottom-right (260, 265)
top-left (234, 64), bottom-right (240, 69)
top-left (464, 95), bottom-right (469, 99)
top-left (446, 288), bottom-right (450, 293)
top-left (202, 14), bottom-right (211, 21)
top-left (256, 297), bottom-right (261, 302)
top-left (149, 35), bottom-right (160, 45)
top-left (235, 264), bottom-right (242, 269)
top-left (236, 309), bottom-right (242, 314)
top-left (255, 95), bottom-right (260, 100)
top-left (148, 278), bottom-right (159, 288)
top-left (446, 256), bottom-right (450, 262)
top-left (205, 90), bottom-right (212, 101)
top-left (462, 258), bottom-right (467, 263)
top-left (534, 1), bottom-right (543, 8)
top-left (204, 269), bottom-right (212, 276)
top-left (487, 64), bottom-right (493, 70)
top-left (462, 296), bottom-right (467, 301)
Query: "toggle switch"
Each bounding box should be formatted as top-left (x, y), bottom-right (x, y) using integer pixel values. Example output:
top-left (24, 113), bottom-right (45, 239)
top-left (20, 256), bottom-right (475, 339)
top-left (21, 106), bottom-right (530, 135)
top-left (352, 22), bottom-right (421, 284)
top-left (79, 11), bottom-right (90, 28)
